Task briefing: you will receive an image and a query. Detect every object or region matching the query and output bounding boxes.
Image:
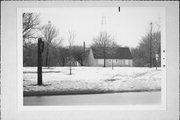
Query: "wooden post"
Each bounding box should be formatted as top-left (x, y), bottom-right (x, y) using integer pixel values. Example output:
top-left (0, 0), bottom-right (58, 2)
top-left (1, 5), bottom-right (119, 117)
top-left (70, 59), bottom-right (72, 75)
top-left (118, 6), bottom-right (120, 12)
top-left (37, 38), bottom-right (44, 85)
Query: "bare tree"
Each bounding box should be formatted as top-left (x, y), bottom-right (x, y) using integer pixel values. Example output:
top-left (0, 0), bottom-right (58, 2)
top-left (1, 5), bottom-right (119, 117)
top-left (23, 13), bottom-right (40, 46)
top-left (68, 30), bottom-right (75, 75)
top-left (41, 21), bottom-right (59, 68)
top-left (92, 32), bottom-right (114, 67)
top-left (50, 38), bottom-right (66, 66)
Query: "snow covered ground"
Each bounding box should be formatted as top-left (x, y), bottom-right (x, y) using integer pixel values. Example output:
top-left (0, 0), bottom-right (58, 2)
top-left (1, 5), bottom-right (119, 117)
top-left (23, 67), bottom-right (161, 96)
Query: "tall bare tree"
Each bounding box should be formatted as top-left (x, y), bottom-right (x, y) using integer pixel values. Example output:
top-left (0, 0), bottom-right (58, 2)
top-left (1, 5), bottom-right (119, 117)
top-left (41, 22), bottom-right (59, 68)
top-left (68, 30), bottom-right (75, 75)
top-left (23, 13), bottom-right (40, 46)
top-left (23, 13), bottom-right (41, 66)
top-left (92, 32), bottom-right (114, 67)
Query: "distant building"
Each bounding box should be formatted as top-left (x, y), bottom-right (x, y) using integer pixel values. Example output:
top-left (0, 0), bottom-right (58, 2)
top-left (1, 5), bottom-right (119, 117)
top-left (85, 47), bottom-right (133, 67)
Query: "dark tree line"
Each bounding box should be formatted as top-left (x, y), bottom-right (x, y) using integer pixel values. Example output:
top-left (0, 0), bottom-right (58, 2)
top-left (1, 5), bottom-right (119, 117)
top-left (24, 44), bottom-right (85, 67)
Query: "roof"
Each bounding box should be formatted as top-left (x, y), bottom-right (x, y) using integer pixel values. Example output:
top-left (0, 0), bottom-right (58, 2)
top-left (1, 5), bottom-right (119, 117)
top-left (91, 47), bottom-right (133, 59)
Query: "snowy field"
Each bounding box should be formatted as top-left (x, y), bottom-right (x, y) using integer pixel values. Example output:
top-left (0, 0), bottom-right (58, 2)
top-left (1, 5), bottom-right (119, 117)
top-left (23, 67), bottom-right (161, 96)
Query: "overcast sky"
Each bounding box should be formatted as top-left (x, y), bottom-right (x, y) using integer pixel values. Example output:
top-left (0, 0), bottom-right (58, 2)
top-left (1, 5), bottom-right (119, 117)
top-left (38, 7), bottom-right (164, 48)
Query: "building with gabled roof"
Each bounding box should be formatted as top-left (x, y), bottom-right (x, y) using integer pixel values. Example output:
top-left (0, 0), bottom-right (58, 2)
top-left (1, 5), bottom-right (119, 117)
top-left (85, 47), bottom-right (133, 67)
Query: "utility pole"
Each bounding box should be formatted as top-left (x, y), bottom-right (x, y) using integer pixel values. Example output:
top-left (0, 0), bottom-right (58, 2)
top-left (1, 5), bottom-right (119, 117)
top-left (149, 22), bottom-right (152, 68)
top-left (83, 41), bottom-right (86, 66)
top-left (45, 21), bottom-right (51, 68)
top-left (69, 45), bottom-right (72, 75)
top-left (102, 16), bottom-right (106, 67)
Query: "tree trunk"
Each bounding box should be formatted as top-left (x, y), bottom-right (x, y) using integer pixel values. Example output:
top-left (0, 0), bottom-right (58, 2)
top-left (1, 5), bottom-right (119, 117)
top-left (70, 58), bottom-right (72, 75)
top-left (48, 56), bottom-right (50, 68)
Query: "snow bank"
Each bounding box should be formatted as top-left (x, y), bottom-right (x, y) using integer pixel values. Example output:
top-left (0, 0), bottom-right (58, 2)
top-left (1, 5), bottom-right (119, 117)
top-left (23, 67), bottom-right (161, 96)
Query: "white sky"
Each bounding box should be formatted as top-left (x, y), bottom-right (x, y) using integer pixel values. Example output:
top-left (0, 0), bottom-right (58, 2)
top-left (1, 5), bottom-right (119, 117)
top-left (38, 7), bottom-right (164, 48)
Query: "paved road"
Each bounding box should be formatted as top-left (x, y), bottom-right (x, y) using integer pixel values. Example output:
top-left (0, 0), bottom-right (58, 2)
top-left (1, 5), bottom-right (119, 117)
top-left (24, 91), bottom-right (161, 106)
